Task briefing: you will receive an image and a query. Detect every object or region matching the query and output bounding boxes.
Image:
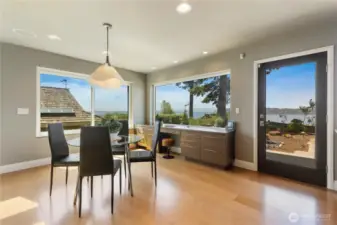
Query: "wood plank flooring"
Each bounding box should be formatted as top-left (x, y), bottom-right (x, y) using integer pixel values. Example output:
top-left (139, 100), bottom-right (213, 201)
top-left (0, 156), bottom-right (336, 225)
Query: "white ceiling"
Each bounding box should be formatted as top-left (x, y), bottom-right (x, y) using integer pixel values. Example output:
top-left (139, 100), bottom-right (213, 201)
top-left (1, 0), bottom-right (337, 73)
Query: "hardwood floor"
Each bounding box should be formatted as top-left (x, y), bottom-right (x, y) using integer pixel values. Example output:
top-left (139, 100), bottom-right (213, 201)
top-left (0, 156), bottom-right (336, 225)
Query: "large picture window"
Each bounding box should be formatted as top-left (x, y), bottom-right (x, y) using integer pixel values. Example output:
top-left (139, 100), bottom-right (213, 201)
top-left (154, 72), bottom-right (230, 127)
top-left (94, 86), bottom-right (129, 125)
top-left (36, 67), bottom-right (131, 137)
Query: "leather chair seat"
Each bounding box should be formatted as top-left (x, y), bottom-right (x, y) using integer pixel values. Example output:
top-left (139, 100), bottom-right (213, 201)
top-left (54, 153), bottom-right (80, 166)
top-left (129, 150), bottom-right (154, 162)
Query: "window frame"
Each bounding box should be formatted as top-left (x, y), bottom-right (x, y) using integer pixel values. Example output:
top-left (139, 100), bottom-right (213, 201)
top-left (36, 66), bottom-right (133, 137)
top-left (152, 69), bottom-right (231, 125)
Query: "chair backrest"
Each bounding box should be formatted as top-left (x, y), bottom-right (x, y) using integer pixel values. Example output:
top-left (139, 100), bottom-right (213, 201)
top-left (80, 126), bottom-right (114, 176)
top-left (48, 123), bottom-right (69, 160)
top-left (118, 120), bottom-right (129, 136)
top-left (150, 120), bottom-right (162, 157)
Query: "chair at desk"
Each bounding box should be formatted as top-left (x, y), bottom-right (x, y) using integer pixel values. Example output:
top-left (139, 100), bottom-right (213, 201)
top-left (161, 137), bottom-right (175, 159)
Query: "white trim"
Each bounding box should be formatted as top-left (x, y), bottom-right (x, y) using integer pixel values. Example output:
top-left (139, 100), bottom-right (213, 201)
top-left (153, 69), bottom-right (231, 86)
top-left (0, 157), bottom-right (50, 174)
top-left (171, 147), bottom-right (181, 154)
top-left (253, 46), bottom-right (334, 189)
top-left (38, 129), bottom-right (80, 138)
top-left (129, 84), bottom-right (134, 126)
top-left (234, 159), bottom-right (257, 171)
top-left (36, 66), bottom-right (133, 137)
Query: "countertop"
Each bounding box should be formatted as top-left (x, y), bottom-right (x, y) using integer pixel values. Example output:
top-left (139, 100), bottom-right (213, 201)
top-left (161, 124), bottom-right (235, 134)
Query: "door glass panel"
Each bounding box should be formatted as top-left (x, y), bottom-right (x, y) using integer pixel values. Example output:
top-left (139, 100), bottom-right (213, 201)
top-left (265, 62), bottom-right (316, 161)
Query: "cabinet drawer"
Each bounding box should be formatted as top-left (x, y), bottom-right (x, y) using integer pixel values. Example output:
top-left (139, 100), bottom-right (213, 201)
top-left (181, 131), bottom-right (201, 142)
top-left (200, 148), bottom-right (226, 166)
top-left (181, 142), bottom-right (200, 160)
top-left (181, 138), bottom-right (200, 146)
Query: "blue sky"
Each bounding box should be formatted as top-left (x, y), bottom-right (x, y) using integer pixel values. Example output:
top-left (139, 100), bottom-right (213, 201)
top-left (40, 74), bottom-right (128, 112)
top-left (156, 84), bottom-right (217, 112)
top-left (266, 62), bottom-right (315, 108)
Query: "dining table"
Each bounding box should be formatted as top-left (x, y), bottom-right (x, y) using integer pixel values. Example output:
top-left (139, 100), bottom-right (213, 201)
top-left (67, 134), bottom-right (143, 205)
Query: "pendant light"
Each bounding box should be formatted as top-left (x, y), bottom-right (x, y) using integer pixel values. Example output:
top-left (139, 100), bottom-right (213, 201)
top-left (89, 23), bottom-right (124, 88)
top-left (176, 0), bottom-right (192, 14)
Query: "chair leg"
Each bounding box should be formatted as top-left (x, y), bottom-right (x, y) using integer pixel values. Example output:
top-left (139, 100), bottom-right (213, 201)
top-left (49, 165), bottom-right (54, 196)
top-left (151, 162), bottom-right (154, 178)
top-left (101, 175), bottom-right (103, 179)
top-left (79, 176), bottom-right (83, 218)
top-left (73, 173), bottom-right (80, 205)
top-left (128, 162), bottom-right (134, 197)
top-left (90, 176), bottom-right (93, 198)
top-left (154, 161), bottom-right (157, 187)
top-left (65, 166), bottom-right (69, 185)
top-left (119, 167), bottom-right (122, 195)
top-left (123, 154), bottom-right (127, 178)
top-left (111, 174), bottom-right (114, 214)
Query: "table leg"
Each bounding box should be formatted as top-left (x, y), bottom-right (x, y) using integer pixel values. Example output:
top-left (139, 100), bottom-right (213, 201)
top-left (126, 144), bottom-right (134, 197)
top-left (73, 169), bottom-right (80, 205)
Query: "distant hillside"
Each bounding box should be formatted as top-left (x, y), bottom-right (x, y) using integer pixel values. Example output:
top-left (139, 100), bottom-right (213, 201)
top-left (267, 108), bottom-right (315, 114)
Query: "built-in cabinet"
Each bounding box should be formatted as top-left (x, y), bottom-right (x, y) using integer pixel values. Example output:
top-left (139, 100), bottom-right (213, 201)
top-left (136, 125), bottom-right (235, 169)
top-left (181, 131), bottom-right (234, 168)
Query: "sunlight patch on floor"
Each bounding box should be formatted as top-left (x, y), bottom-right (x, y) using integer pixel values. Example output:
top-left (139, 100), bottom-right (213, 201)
top-left (0, 197), bottom-right (38, 220)
top-left (33, 222), bottom-right (46, 225)
top-left (56, 166), bottom-right (78, 171)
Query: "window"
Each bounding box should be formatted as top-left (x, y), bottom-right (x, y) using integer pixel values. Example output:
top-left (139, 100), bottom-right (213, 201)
top-left (36, 67), bottom-right (131, 137)
top-left (154, 72), bottom-right (230, 127)
top-left (94, 85), bottom-right (129, 125)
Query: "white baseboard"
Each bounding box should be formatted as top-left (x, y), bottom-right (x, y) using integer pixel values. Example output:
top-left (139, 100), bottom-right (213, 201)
top-left (0, 157), bottom-right (51, 174)
top-left (171, 147), bottom-right (181, 154)
top-left (234, 159), bottom-right (257, 171)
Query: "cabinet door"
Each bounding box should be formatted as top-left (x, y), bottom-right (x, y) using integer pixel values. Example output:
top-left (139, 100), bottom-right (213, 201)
top-left (181, 142), bottom-right (200, 160)
top-left (200, 134), bottom-right (227, 166)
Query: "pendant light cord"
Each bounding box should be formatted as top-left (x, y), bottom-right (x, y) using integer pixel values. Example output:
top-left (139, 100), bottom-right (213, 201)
top-left (104, 23), bottom-right (112, 65)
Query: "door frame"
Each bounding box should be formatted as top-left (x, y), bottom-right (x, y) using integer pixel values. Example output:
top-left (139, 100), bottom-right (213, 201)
top-left (253, 46), bottom-right (334, 190)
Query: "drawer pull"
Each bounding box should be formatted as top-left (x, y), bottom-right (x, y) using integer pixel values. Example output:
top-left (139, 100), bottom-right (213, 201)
top-left (204, 148), bottom-right (217, 153)
top-left (182, 144), bottom-right (192, 148)
top-left (203, 136), bottom-right (225, 139)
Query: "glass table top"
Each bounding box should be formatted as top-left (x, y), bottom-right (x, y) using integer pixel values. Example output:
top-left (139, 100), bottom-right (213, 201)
top-left (67, 134), bottom-right (143, 147)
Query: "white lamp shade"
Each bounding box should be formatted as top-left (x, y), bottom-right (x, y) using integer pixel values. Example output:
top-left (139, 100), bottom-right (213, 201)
top-left (89, 64), bottom-right (124, 88)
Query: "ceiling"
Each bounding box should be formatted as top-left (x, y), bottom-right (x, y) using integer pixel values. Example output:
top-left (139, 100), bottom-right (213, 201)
top-left (1, 0), bottom-right (337, 73)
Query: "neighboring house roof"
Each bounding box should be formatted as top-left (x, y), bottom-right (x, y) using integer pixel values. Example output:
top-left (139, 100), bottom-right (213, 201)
top-left (40, 86), bottom-right (96, 124)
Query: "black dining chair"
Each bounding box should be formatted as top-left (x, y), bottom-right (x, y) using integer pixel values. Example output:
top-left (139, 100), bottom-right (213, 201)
top-left (110, 120), bottom-right (129, 178)
top-left (48, 123), bottom-right (80, 196)
top-left (77, 126), bottom-right (122, 217)
top-left (126, 120), bottom-right (161, 196)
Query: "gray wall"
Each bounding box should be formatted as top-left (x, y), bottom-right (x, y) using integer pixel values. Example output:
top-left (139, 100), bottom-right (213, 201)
top-left (147, 20), bottom-right (337, 177)
top-left (0, 43), bottom-right (2, 166)
top-left (0, 43), bottom-right (146, 166)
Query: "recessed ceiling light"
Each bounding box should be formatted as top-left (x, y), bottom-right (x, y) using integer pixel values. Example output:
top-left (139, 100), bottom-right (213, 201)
top-left (152, 67), bottom-right (157, 70)
top-left (47, 34), bottom-right (61, 41)
top-left (173, 60), bottom-right (179, 64)
top-left (203, 51), bottom-right (208, 55)
top-left (12, 28), bottom-right (37, 38)
top-left (176, 1), bottom-right (192, 14)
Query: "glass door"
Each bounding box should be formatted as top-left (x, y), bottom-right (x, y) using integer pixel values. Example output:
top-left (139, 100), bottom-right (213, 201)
top-left (258, 52), bottom-right (327, 187)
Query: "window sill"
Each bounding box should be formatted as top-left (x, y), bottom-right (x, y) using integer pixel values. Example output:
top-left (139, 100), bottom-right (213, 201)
top-left (36, 129), bottom-right (80, 138)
